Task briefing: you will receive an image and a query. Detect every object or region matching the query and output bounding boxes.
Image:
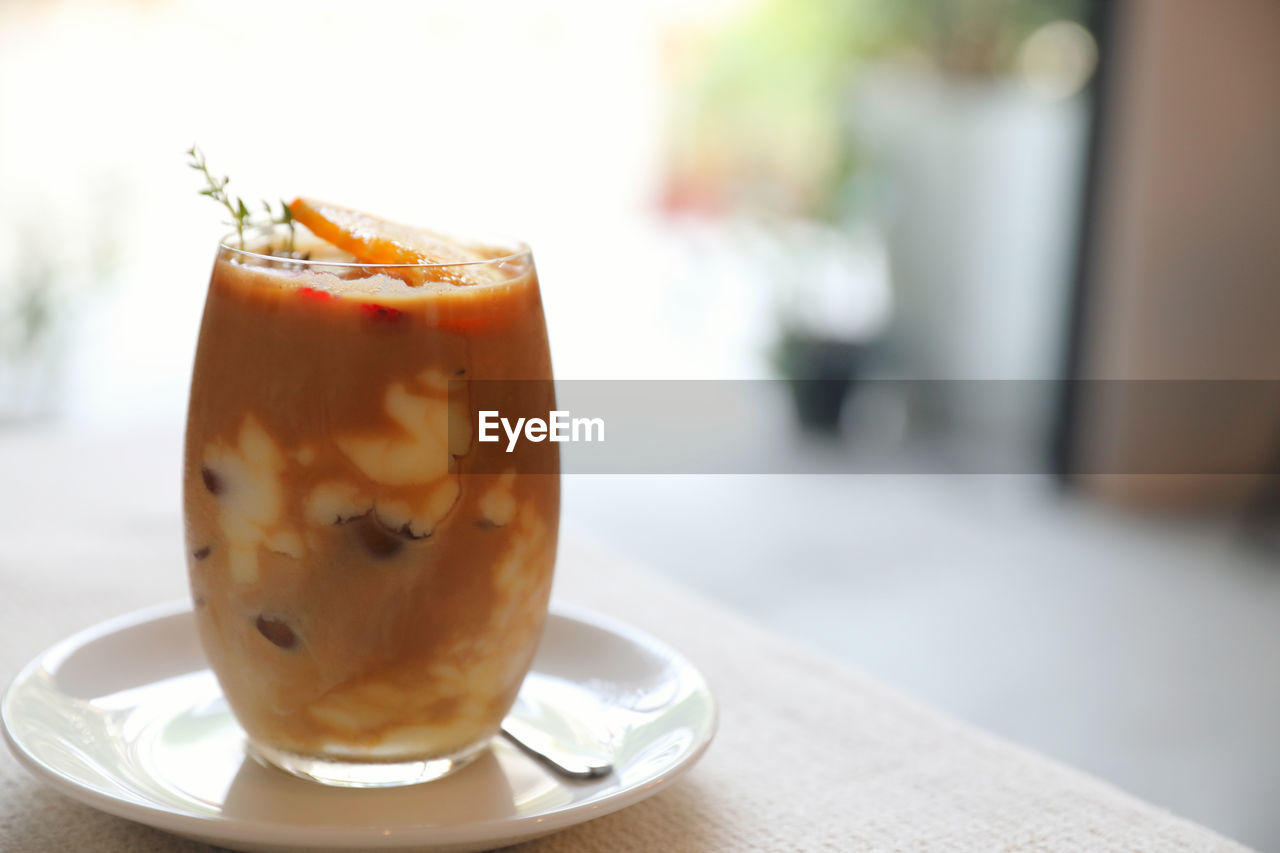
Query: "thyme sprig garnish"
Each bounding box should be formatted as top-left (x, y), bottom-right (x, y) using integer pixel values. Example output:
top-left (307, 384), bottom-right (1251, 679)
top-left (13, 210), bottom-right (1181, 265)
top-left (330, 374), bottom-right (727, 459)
top-left (187, 145), bottom-right (295, 253)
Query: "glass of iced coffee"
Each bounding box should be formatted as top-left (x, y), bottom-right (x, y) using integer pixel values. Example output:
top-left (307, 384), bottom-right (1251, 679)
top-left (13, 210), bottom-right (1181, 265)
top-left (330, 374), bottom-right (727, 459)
top-left (183, 202), bottom-right (558, 787)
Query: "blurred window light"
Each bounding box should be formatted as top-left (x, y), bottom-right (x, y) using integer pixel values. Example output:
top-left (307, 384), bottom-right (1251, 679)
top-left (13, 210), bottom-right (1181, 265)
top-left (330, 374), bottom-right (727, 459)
top-left (1017, 20), bottom-right (1098, 100)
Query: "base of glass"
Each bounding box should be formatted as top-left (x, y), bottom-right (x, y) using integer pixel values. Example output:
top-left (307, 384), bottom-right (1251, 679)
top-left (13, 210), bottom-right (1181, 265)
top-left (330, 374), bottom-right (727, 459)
top-left (248, 739), bottom-right (488, 788)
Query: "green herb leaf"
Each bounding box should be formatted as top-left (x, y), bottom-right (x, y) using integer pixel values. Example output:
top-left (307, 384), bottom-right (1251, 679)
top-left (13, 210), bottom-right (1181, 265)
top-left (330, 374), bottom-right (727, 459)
top-left (187, 145), bottom-right (296, 253)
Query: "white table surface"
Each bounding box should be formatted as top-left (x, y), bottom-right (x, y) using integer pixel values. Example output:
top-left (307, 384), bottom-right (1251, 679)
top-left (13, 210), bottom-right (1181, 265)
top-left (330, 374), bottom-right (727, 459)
top-left (0, 426), bottom-right (1252, 852)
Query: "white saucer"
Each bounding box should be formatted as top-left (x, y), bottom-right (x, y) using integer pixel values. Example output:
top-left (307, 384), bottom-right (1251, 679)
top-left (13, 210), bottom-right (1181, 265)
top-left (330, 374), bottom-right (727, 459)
top-left (2, 601), bottom-right (716, 852)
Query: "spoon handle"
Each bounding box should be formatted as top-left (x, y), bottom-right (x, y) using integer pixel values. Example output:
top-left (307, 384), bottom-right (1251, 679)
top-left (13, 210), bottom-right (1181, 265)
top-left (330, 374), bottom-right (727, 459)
top-left (500, 717), bottom-right (613, 780)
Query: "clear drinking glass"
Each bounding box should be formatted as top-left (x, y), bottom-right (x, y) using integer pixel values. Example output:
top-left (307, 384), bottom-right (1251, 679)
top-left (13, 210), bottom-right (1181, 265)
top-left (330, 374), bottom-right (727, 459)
top-left (183, 237), bottom-right (559, 787)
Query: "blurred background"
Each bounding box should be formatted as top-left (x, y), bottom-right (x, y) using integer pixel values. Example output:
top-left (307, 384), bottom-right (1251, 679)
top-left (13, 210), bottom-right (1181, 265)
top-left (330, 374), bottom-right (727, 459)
top-left (2, 0), bottom-right (1279, 846)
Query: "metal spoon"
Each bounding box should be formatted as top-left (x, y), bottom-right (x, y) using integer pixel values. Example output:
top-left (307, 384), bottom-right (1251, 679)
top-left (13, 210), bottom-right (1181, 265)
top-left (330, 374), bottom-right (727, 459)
top-left (500, 677), bottom-right (614, 780)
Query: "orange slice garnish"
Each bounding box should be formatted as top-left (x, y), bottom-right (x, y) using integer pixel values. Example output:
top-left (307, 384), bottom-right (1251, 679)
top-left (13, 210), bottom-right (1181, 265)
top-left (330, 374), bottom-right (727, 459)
top-left (287, 198), bottom-right (499, 285)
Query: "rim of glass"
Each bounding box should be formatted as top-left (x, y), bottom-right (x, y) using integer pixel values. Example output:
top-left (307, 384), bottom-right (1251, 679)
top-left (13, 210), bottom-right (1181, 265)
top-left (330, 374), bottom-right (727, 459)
top-left (216, 232), bottom-right (531, 270)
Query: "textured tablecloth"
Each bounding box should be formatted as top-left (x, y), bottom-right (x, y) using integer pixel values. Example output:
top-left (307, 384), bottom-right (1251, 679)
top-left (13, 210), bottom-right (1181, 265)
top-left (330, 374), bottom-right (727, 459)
top-left (0, 428), bottom-right (1251, 852)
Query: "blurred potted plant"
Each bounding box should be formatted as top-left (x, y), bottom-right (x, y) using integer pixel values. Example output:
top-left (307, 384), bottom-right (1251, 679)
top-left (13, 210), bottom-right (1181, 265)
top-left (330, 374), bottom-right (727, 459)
top-left (766, 219), bottom-right (891, 433)
top-left (661, 0), bottom-right (1096, 434)
top-left (661, 0), bottom-right (895, 431)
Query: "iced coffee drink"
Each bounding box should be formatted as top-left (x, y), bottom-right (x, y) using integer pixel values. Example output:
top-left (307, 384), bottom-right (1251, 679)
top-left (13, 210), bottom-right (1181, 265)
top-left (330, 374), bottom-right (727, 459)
top-left (183, 201), bottom-right (558, 786)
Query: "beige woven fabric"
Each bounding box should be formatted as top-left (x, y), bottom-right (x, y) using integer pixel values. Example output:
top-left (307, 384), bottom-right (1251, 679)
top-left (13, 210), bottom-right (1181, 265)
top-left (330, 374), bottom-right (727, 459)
top-left (0, 430), bottom-right (1252, 852)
